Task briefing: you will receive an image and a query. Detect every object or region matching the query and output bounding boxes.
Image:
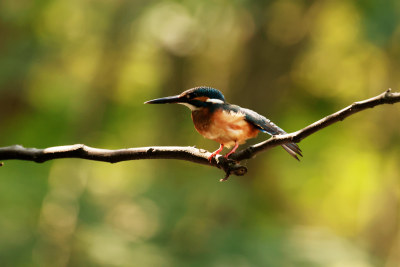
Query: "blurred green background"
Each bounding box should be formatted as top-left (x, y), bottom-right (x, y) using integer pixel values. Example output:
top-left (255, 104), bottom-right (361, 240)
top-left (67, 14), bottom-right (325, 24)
top-left (1, 0), bottom-right (400, 266)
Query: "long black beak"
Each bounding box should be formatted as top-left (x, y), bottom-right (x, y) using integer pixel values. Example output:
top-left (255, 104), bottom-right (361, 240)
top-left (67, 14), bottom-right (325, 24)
top-left (144, 95), bottom-right (184, 104)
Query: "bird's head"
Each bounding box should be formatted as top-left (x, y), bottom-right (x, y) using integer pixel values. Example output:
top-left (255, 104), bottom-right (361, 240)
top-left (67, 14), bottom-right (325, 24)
top-left (144, 86), bottom-right (226, 110)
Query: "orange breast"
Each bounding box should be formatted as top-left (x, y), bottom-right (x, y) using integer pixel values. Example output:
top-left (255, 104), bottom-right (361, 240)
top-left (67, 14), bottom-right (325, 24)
top-left (192, 108), bottom-right (259, 148)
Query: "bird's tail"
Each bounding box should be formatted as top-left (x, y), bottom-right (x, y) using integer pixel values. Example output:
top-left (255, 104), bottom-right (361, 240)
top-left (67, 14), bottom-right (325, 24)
top-left (274, 126), bottom-right (302, 161)
top-left (260, 122), bottom-right (302, 161)
top-left (281, 142), bottom-right (302, 161)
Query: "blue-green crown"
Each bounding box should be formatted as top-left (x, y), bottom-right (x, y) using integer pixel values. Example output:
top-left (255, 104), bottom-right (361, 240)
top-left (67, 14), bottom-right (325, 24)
top-left (183, 86), bottom-right (225, 102)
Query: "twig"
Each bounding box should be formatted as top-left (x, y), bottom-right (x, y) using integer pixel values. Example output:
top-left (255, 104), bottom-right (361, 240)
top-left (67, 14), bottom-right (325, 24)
top-left (0, 89), bottom-right (399, 180)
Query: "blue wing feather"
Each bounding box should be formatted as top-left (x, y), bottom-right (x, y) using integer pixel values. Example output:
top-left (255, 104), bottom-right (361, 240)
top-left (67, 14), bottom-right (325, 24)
top-left (224, 104), bottom-right (302, 160)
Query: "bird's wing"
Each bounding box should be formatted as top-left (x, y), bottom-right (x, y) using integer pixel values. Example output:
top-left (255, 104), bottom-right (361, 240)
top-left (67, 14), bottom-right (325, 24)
top-left (237, 107), bottom-right (286, 136)
top-left (237, 106), bottom-right (303, 160)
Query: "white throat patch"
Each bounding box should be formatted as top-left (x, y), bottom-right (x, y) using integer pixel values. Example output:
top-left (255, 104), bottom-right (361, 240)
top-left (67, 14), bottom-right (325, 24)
top-left (179, 102), bottom-right (198, 111)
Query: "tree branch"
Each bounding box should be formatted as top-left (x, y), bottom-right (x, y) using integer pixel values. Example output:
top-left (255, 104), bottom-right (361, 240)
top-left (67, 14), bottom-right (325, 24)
top-left (232, 88), bottom-right (400, 161)
top-left (1, 89), bottom-right (399, 181)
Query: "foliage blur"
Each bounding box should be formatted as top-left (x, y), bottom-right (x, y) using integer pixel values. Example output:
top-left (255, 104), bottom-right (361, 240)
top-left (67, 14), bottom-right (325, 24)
top-left (1, 0), bottom-right (400, 266)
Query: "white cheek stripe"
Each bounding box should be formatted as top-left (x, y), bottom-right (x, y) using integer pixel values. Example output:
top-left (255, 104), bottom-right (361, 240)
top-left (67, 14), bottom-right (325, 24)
top-left (206, 98), bottom-right (224, 104)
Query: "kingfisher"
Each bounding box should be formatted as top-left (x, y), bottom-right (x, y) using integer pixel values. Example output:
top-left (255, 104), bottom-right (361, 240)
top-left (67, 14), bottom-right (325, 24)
top-left (145, 86), bottom-right (302, 161)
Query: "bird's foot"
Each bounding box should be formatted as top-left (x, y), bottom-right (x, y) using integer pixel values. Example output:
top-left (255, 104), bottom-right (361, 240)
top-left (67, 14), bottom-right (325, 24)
top-left (208, 152), bottom-right (222, 162)
top-left (223, 142), bottom-right (239, 160)
top-left (208, 144), bottom-right (224, 162)
top-left (224, 153), bottom-right (234, 159)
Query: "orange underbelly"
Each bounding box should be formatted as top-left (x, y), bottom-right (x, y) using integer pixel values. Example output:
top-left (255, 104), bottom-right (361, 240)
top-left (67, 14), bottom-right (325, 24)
top-left (192, 108), bottom-right (259, 148)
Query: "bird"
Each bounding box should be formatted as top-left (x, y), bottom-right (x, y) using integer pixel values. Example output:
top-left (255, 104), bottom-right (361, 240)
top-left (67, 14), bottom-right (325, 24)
top-left (144, 86), bottom-right (302, 162)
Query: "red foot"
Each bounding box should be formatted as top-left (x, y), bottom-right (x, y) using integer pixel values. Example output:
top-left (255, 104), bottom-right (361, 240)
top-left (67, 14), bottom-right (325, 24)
top-left (224, 142), bottom-right (239, 159)
top-left (208, 144), bottom-right (224, 162)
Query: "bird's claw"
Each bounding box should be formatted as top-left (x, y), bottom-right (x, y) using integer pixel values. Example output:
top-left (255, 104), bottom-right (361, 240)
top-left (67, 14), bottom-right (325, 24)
top-left (208, 152), bottom-right (223, 162)
top-left (208, 154), bottom-right (216, 162)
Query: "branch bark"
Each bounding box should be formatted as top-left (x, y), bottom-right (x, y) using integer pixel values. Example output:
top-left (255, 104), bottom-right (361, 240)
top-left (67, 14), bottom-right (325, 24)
top-left (1, 89), bottom-right (399, 181)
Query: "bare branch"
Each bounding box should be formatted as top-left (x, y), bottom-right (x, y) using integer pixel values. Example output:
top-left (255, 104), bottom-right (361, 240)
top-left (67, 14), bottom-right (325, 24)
top-left (1, 89), bottom-right (399, 180)
top-left (0, 144), bottom-right (247, 179)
